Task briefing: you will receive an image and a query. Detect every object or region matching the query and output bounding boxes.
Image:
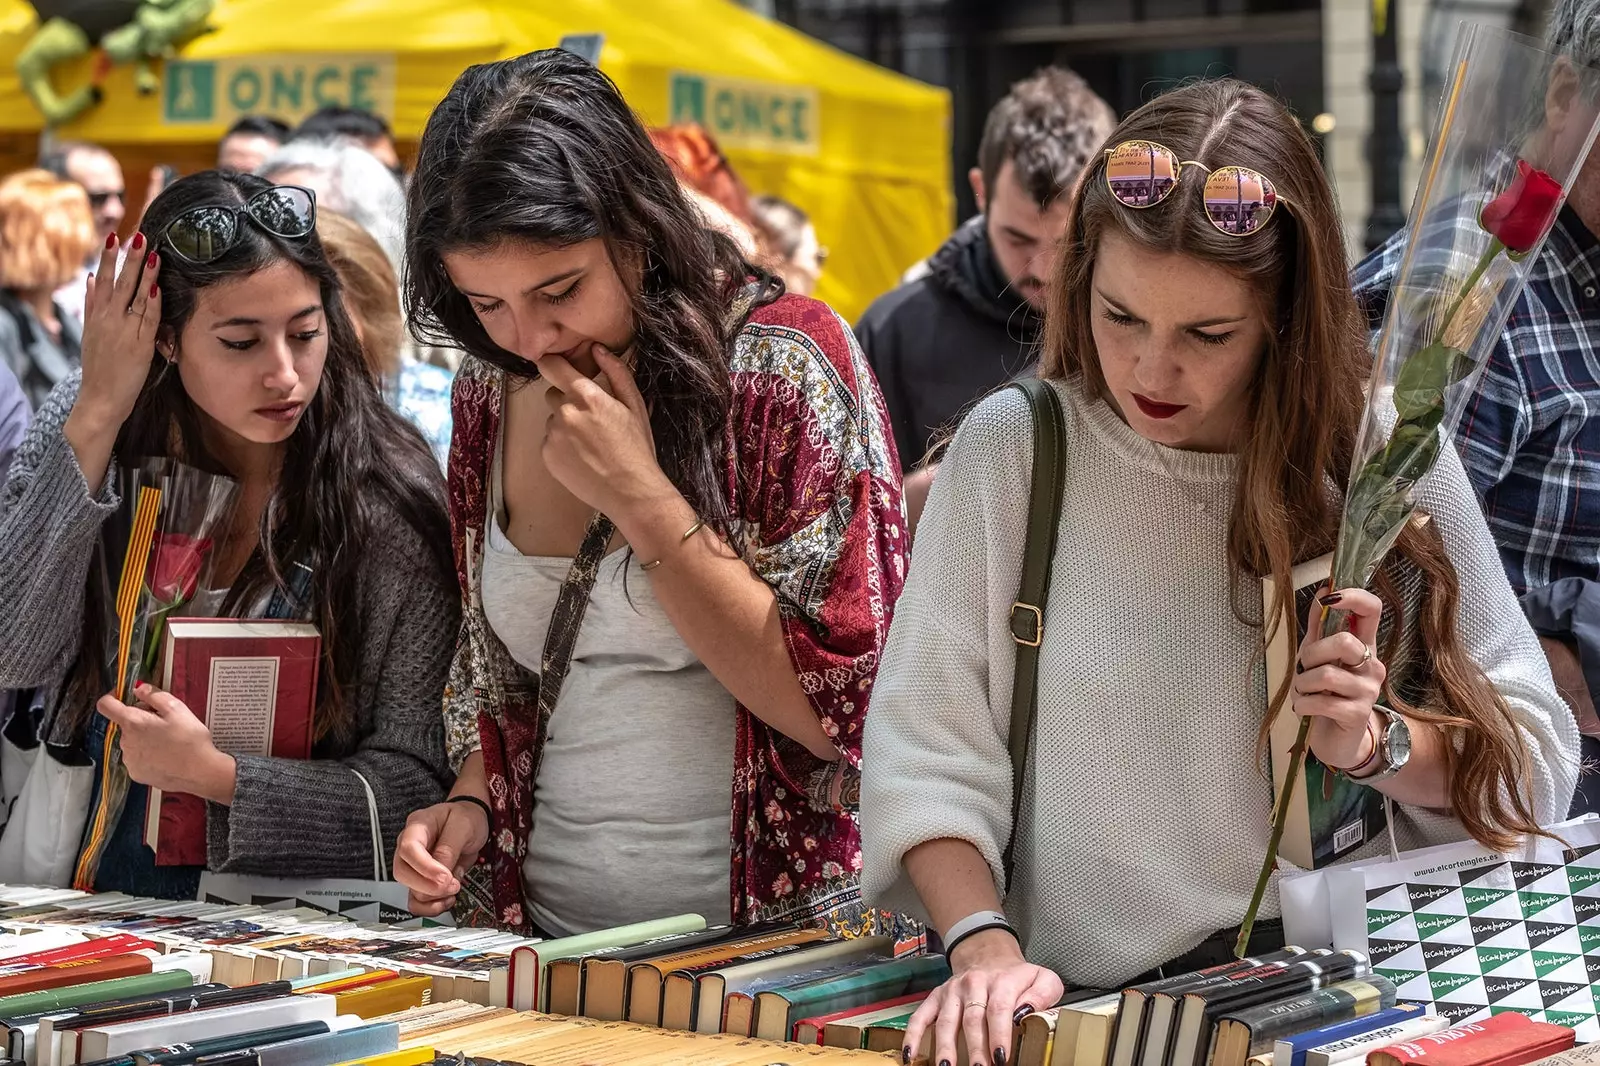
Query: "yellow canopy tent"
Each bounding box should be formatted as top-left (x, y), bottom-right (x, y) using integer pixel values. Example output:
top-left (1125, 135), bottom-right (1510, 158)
top-left (0, 0), bottom-right (951, 320)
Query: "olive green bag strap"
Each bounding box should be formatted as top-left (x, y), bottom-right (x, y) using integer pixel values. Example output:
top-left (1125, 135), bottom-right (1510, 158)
top-left (1001, 378), bottom-right (1067, 886)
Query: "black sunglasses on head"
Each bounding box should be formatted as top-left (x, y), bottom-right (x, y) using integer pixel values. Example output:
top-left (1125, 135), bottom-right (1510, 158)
top-left (161, 185), bottom-right (317, 264)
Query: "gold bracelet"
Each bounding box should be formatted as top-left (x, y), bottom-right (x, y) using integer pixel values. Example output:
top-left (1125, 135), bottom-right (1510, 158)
top-left (640, 519), bottom-right (706, 572)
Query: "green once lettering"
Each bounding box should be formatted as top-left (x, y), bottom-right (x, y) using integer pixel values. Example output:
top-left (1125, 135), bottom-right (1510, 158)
top-left (228, 68), bottom-right (263, 111)
top-left (312, 67), bottom-right (344, 108)
top-left (670, 75), bottom-right (704, 124)
top-left (791, 98), bottom-right (810, 143)
top-left (349, 67), bottom-right (378, 112)
top-left (742, 93), bottom-right (763, 135)
top-left (768, 97), bottom-right (788, 139)
top-left (270, 68), bottom-right (304, 112)
top-left (712, 89), bottom-right (737, 133)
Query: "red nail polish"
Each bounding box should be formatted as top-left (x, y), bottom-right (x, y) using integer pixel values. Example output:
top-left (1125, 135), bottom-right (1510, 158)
top-left (105, 232), bottom-right (117, 249)
top-left (150, 283), bottom-right (159, 300)
top-left (146, 252), bottom-right (157, 269)
top-left (131, 232), bottom-right (144, 251)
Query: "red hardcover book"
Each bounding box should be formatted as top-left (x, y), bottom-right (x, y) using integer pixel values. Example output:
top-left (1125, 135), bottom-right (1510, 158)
top-left (0, 933), bottom-right (160, 969)
top-left (1367, 1013), bottom-right (1574, 1066)
top-left (0, 954), bottom-right (153, 997)
top-left (144, 619), bottom-right (321, 865)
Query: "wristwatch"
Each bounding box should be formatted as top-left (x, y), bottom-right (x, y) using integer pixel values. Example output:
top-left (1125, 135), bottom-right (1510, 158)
top-left (1347, 706), bottom-right (1412, 783)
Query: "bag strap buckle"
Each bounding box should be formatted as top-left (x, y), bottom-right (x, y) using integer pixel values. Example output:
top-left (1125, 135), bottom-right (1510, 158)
top-left (1010, 602), bottom-right (1043, 647)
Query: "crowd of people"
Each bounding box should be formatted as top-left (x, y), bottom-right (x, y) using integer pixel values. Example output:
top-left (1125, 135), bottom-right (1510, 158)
top-left (0, 6), bottom-right (1597, 1066)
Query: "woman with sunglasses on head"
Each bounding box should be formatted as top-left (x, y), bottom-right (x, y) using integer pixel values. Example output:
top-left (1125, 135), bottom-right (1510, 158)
top-left (860, 80), bottom-right (1577, 1066)
top-left (389, 50), bottom-right (903, 937)
top-left (0, 170), bottom-right (458, 897)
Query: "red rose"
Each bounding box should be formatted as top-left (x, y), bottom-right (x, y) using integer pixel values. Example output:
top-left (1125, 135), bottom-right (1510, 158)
top-left (146, 533), bottom-right (212, 605)
top-left (1479, 159), bottom-right (1563, 254)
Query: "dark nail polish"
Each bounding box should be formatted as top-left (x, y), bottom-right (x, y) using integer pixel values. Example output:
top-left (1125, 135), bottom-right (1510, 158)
top-left (105, 233), bottom-right (117, 249)
top-left (146, 251), bottom-right (157, 269)
top-left (1013, 1005), bottom-right (1034, 1024)
top-left (1319, 592), bottom-right (1343, 606)
top-left (940, 1061), bottom-right (952, 1066)
top-left (901, 1049), bottom-right (911, 1065)
top-left (996, 1050), bottom-right (1008, 1066)
top-left (131, 232), bottom-right (144, 250)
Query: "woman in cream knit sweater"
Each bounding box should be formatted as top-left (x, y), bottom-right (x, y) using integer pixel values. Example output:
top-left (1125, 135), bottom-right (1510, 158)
top-left (859, 81), bottom-right (1578, 1066)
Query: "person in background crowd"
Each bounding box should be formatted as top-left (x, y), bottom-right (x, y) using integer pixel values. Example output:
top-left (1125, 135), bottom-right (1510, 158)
top-left (0, 169), bottom-right (95, 409)
top-left (862, 80), bottom-right (1576, 1066)
top-left (218, 115), bottom-right (290, 173)
top-left (391, 49), bottom-right (904, 938)
top-left (857, 67), bottom-right (1115, 478)
top-left (0, 362), bottom-right (26, 488)
top-left (292, 106), bottom-right (404, 178)
top-left (649, 124), bottom-right (761, 257)
top-left (259, 138), bottom-right (406, 272)
top-left (750, 194), bottom-right (827, 298)
top-left (0, 170), bottom-right (458, 898)
top-left (259, 139), bottom-right (456, 373)
top-left (1352, 0), bottom-right (1600, 815)
top-left (317, 211), bottom-right (452, 466)
top-left (39, 142), bottom-right (126, 325)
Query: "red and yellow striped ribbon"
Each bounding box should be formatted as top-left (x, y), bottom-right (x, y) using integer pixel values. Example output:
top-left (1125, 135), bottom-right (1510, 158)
top-left (72, 485), bottom-right (162, 891)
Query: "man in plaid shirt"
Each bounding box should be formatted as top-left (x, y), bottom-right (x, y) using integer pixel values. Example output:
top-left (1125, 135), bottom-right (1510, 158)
top-left (1352, 0), bottom-right (1600, 812)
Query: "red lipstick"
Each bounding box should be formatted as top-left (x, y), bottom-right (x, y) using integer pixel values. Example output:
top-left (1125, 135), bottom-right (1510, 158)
top-left (1133, 394), bottom-right (1187, 420)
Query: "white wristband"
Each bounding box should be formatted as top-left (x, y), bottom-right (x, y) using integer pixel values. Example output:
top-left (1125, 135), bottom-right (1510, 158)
top-left (942, 909), bottom-right (1011, 948)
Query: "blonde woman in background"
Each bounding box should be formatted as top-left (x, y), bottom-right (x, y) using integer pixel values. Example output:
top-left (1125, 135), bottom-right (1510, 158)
top-left (0, 170), bottom-right (96, 408)
top-left (317, 212), bottom-right (453, 465)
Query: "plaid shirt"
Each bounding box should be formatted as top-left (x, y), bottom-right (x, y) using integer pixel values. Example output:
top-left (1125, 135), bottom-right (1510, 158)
top-left (1352, 206), bottom-right (1600, 595)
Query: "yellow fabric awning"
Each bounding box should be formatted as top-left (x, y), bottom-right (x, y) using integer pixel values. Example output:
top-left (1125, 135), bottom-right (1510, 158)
top-left (0, 0), bottom-right (952, 320)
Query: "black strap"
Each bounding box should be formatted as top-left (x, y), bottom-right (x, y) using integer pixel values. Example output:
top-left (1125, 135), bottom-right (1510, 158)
top-left (537, 512), bottom-right (615, 717)
top-left (1002, 378), bottom-right (1067, 884)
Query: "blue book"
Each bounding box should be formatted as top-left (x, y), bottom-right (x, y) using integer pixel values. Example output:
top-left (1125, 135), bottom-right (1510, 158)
top-left (1272, 1004), bottom-right (1427, 1066)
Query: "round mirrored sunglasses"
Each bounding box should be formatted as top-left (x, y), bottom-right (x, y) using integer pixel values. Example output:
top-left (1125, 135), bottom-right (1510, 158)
top-left (1103, 139), bottom-right (1288, 238)
top-left (162, 185), bottom-right (318, 265)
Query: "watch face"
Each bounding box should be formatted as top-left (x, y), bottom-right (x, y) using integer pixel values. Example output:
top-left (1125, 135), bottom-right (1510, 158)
top-left (1386, 713), bottom-right (1413, 767)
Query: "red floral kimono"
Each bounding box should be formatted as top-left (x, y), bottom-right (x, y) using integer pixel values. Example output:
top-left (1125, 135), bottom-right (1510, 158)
top-left (442, 290), bottom-right (908, 934)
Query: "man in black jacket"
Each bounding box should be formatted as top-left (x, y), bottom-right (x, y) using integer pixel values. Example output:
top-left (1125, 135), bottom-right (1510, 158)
top-left (857, 66), bottom-right (1114, 480)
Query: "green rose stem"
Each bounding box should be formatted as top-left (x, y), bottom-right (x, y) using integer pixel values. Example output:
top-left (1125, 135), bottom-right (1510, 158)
top-left (1232, 237), bottom-right (1505, 959)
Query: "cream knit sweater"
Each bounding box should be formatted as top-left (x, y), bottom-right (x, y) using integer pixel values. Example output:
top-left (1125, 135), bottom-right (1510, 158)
top-left (860, 378), bottom-right (1579, 989)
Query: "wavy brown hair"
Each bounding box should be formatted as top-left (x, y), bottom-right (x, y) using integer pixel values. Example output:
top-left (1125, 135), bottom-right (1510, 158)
top-left (1041, 79), bottom-right (1545, 850)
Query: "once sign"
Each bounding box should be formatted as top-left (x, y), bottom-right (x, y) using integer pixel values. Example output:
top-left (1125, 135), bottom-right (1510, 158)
top-left (668, 72), bottom-right (818, 155)
top-left (163, 54), bottom-right (397, 127)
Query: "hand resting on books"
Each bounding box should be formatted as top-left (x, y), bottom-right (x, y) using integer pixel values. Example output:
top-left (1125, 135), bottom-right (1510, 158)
top-left (96, 682), bottom-right (238, 806)
top-left (904, 928), bottom-right (1063, 1066)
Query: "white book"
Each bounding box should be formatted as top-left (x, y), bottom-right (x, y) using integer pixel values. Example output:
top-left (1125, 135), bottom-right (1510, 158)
top-left (152, 951), bottom-right (213, 983)
top-left (72, 993), bottom-right (336, 1064)
top-left (1303, 1017), bottom-right (1450, 1066)
top-left (0, 930), bottom-right (87, 960)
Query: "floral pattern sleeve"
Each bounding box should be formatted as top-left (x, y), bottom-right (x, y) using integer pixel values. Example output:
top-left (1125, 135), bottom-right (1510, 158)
top-left (725, 293), bottom-right (907, 923)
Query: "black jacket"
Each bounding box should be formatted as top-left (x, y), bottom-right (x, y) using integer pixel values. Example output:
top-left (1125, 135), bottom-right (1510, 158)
top-left (855, 216), bottom-right (1040, 471)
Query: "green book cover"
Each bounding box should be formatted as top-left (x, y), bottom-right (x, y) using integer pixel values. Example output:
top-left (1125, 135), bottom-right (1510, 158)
top-left (1264, 554), bottom-right (1388, 869)
top-left (514, 913), bottom-right (707, 1011)
top-left (754, 955), bottom-right (950, 1042)
top-left (0, 969), bottom-right (194, 1019)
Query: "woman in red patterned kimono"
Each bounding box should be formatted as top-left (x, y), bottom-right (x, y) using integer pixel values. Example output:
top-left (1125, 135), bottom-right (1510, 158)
top-left (389, 48), bottom-right (908, 937)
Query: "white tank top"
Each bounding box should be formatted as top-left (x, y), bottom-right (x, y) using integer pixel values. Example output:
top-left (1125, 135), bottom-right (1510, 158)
top-left (479, 437), bottom-right (735, 936)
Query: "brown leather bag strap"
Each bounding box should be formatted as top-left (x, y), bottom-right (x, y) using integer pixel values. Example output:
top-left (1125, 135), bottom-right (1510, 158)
top-left (536, 511), bottom-right (615, 717)
top-left (1002, 378), bottom-right (1067, 886)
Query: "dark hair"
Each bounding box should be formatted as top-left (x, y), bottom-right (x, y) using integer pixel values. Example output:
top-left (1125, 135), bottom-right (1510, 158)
top-left (406, 48), bottom-right (772, 535)
top-left (977, 66), bottom-right (1116, 208)
top-left (36, 141), bottom-right (113, 183)
top-left (224, 115), bottom-right (291, 142)
top-left (750, 195), bottom-right (810, 260)
top-left (1043, 79), bottom-right (1546, 852)
top-left (67, 170), bottom-right (451, 747)
top-left (293, 106), bottom-right (393, 145)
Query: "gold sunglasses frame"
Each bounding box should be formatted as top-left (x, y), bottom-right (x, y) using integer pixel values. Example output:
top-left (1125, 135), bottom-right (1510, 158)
top-left (1101, 139), bottom-right (1294, 237)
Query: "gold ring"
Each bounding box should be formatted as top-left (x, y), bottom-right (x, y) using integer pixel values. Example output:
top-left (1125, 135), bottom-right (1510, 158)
top-left (964, 1001), bottom-right (987, 1011)
top-left (1359, 644), bottom-right (1373, 667)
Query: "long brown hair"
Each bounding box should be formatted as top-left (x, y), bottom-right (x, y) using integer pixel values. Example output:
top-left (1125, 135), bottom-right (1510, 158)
top-left (1041, 79), bottom-right (1545, 851)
